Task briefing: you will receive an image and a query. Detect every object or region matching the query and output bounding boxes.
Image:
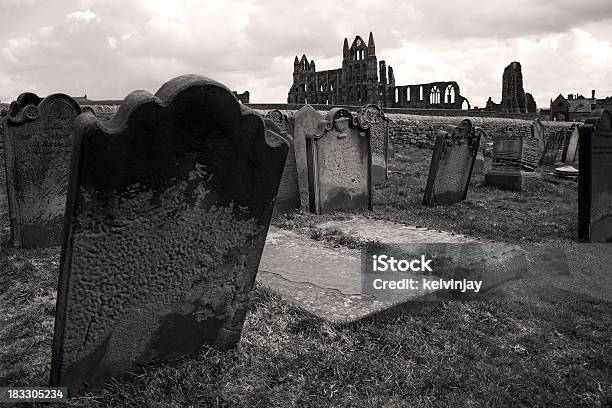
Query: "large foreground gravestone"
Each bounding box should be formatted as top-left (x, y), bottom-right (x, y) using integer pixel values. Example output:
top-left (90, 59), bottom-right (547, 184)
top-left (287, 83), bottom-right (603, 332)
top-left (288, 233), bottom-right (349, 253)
top-left (289, 105), bottom-right (320, 207)
top-left (50, 75), bottom-right (288, 395)
top-left (423, 119), bottom-right (481, 205)
top-left (306, 108), bottom-right (372, 215)
top-left (264, 111), bottom-right (300, 213)
top-left (561, 124), bottom-right (579, 165)
top-left (356, 104), bottom-right (389, 184)
top-left (578, 109), bottom-right (612, 242)
top-left (485, 122), bottom-right (541, 190)
top-left (2, 93), bottom-right (80, 248)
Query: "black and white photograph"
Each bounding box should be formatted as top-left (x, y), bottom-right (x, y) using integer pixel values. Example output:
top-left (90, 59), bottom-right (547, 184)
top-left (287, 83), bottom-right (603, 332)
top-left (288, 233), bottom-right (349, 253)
top-left (0, 0), bottom-right (611, 406)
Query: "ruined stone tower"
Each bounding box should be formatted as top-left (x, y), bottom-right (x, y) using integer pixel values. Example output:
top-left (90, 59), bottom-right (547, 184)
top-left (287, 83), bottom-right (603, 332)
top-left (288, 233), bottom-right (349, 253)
top-left (501, 61), bottom-right (526, 113)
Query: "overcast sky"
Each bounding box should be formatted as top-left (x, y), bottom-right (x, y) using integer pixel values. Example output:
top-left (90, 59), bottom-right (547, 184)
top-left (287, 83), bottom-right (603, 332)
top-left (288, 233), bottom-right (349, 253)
top-left (0, 0), bottom-right (611, 108)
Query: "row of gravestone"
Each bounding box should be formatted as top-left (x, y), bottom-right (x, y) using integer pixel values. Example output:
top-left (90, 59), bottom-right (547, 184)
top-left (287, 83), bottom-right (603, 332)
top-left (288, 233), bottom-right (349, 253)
top-left (0, 74), bottom-right (610, 396)
top-left (263, 104), bottom-right (391, 215)
top-left (485, 118), bottom-right (580, 190)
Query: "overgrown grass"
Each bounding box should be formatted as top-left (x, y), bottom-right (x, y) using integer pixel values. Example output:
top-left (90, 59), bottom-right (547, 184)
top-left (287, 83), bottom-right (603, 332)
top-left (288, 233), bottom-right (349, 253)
top-left (273, 145), bottom-right (578, 244)
top-left (1, 248), bottom-right (610, 407)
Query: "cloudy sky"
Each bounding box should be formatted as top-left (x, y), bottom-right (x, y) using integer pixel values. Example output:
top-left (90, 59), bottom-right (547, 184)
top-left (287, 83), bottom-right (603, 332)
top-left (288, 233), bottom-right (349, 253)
top-left (1, 0), bottom-right (611, 108)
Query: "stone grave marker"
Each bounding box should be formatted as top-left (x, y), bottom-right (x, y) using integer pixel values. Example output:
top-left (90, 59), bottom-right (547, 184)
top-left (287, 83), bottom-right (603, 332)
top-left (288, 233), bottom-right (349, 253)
top-left (305, 108), bottom-right (372, 215)
top-left (561, 124), bottom-right (579, 165)
top-left (50, 74), bottom-right (288, 395)
top-left (423, 119), bottom-right (481, 205)
top-left (486, 123), bottom-right (540, 190)
top-left (532, 118), bottom-right (545, 157)
top-left (540, 128), bottom-right (565, 166)
top-left (355, 104), bottom-right (389, 184)
top-left (2, 92), bottom-right (80, 248)
top-left (264, 114), bottom-right (300, 213)
top-left (288, 105), bottom-right (320, 207)
top-left (578, 109), bottom-right (612, 242)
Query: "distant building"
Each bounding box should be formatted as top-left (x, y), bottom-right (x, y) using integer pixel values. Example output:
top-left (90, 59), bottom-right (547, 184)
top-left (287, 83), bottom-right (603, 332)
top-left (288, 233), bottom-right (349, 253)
top-left (288, 32), bottom-right (469, 109)
top-left (550, 90), bottom-right (612, 121)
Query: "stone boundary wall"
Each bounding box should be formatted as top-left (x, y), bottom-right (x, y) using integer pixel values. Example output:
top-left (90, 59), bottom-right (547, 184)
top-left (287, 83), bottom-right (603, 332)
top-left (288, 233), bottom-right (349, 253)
top-left (252, 108), bottom-right (577, 151)
top-left (247, 103), bottom-right (540, 120)
top-left (385, 114), bottom-right (577, 150)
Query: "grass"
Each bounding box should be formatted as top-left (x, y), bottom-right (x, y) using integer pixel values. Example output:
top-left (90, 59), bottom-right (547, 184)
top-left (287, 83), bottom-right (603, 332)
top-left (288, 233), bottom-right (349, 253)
top-left (0, 248), bottom-right (610, 407)
top-left (0, 145), bottom-right (608, 407)
top-left (273, 144), bottom-right (578, 244)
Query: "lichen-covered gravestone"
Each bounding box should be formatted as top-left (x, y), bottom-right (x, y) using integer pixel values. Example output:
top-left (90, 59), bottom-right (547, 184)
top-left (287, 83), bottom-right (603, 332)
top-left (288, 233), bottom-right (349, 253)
top-left (356, 104), bottom-right (389, 184)
top-left (289, 105), bottom-right (320, 207)
top-left (2, 93), bottom-right (80, 248)
top-left (305, 108), bottom-right (372, 215)
top-left (50, 75), bottom-right (288, 395)
top-left (561, 124), bottom-right (579, 165)
top-left (423, 119), bottom-right (481, 205)
top-left (264, 111), bottom-right (300, 213)
top-left (578, 109), bottom-right (612, 242)
top-left (485, 123), bottom-right (540, 190)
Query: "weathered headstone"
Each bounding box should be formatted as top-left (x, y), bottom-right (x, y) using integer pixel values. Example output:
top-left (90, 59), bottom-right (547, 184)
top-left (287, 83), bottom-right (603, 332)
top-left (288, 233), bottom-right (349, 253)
top-left (423, 119), bottom-right (481, 205)
top-left (485, 123), bottom-right (539, 190)
top-left (561, 124), bottom-right (579, 165)
top-left (540, 128), bottom-right (565, 166)
top-left (532, 118), bottom-right (545, 158)
top-left (264, 114), bottom-right (300, 213)
top-left (50, 74), bottom-right (288, 395)
top-left (305, 108), bottom-right (372, 215)
top-left (355, 104), bottom-right (389, 184)
top-left (2, 92), bottom-right (80, 248)
top-left (578, 109), bottom-right (612, 242)
top-left (288, 105), bottom-right (320, 207)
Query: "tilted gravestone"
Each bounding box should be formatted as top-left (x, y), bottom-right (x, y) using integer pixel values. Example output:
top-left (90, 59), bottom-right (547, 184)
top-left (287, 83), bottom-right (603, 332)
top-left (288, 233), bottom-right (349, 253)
top-left (2, 93), bottom-right (80, 248)
top-left (264, 112), bottom-right (300, 213)
top-left (540, 128), bottom-right (565, 166)
top-left (305, 108), bottom-right (372, 215)
top-left (561, 124), bottom-right (579, 165)
top-left (485, 123), bottom-right (540, 190)
top-left (423, 119), bottom-right (481, 205)
top-left (578, 109), bottom-right (612, 242)
top-left (50, 75), bottom-right (288, 395)
top-left (289, 105), bottom-right (320, 207)
top-left (355, 104), bottom-right (389, 184)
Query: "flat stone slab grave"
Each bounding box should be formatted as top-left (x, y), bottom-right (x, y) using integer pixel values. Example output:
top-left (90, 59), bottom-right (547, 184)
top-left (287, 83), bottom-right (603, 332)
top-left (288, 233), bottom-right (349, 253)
top-left (258, 217), bottom-right (530, 324)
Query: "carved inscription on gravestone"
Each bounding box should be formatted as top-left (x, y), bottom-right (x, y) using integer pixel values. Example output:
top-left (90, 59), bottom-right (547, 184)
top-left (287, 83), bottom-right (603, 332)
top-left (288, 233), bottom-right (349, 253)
top-left (306, 108), bottom-right (372, 215)
top-left (486, 124), bottom-right (540, 190)
top-left (355, 104), bottom-right (389, 184)
top-left (423, 119), bottom-right (481, 205)
top-left (50, 75), bottom-right (288, 395)
top-left (578, 109), bottom-right (612, 242)
top-left (2, 93), bottom-right (80, 248)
